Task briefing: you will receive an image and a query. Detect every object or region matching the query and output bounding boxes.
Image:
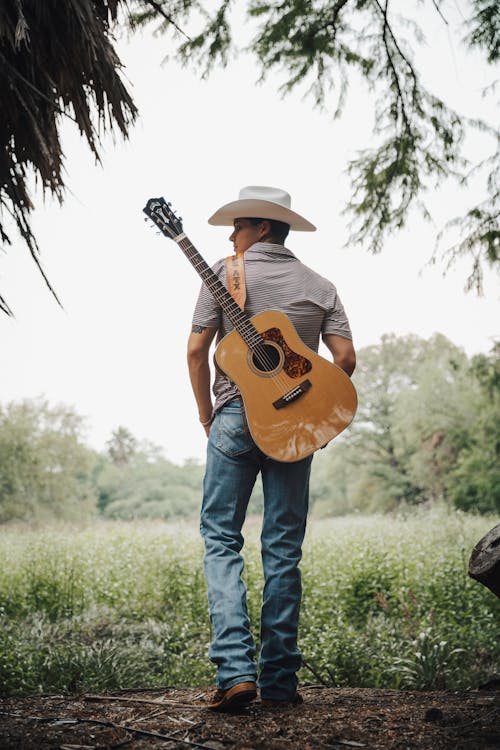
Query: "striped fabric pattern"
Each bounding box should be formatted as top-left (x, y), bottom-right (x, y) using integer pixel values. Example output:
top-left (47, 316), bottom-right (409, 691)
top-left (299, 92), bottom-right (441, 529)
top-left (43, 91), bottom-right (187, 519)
top-left (192, 242), bottom-right (353, 414)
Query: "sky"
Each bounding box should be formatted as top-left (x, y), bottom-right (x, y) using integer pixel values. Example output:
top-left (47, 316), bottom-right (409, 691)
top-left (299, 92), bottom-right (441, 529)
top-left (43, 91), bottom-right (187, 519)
top-left (1, 3), bottom-right (499, 464)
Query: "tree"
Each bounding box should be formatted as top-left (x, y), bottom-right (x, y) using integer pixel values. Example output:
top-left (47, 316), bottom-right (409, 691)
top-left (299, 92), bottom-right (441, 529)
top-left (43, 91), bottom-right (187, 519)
top-left (446, 343), bottom-right (500, 513)
top-left (106, 426), bottom-right (139, 466)
top-left (96, 441), bottom-right (205, 519)
top-left (309, 334), bottom-right (500, 515)
top-left (131, 0), bottom-right (499, 292)
top-left (313, 334), bottom-right (474, 513)
top-left (0, 0), bottom-right (137, 314)
top-left (0, 399), bottom-right (98, 522)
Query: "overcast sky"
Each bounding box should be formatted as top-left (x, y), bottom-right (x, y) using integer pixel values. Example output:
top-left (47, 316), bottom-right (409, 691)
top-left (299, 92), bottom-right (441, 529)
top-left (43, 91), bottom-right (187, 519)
top-left (1, 3), bottom-right (498, 463)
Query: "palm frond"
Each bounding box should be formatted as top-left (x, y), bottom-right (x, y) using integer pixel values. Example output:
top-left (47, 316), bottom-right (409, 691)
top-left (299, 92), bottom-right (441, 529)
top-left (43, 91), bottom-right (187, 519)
top-left (0, 0), bottom-right (138, 314)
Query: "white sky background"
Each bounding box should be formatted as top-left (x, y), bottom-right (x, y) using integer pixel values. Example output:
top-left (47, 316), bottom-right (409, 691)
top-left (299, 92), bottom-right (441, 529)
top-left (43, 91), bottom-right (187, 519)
top-left (0, 2), bottom-right (499, 464)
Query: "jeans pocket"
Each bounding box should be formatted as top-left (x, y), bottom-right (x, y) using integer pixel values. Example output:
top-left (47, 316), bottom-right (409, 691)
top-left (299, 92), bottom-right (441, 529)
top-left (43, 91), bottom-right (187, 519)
top-left (213, 406), bottom-right (254, 457)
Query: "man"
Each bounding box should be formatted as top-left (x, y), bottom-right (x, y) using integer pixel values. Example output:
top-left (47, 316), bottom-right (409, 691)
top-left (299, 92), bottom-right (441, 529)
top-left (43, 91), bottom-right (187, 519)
top-left (187, 186), bottom-right (356, 711)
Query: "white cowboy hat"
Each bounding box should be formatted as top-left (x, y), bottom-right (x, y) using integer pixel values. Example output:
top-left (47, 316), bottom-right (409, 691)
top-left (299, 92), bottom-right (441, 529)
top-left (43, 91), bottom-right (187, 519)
top-left (208, 186), bottom-right (316, 232)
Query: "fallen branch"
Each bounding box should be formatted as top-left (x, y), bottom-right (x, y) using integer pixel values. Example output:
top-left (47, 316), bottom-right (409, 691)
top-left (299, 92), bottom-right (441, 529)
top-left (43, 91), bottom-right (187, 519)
top-left (302, 660), bottom-right (331, 687)
top-left (0, 711), bottom-right (213, 749)
top-left (84, 693), bottom-right (202, 709)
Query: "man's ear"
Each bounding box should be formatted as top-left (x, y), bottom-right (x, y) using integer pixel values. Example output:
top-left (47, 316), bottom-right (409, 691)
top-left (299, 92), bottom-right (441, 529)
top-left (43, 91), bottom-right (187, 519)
top-left (259, 220), bottom-right (272, 240)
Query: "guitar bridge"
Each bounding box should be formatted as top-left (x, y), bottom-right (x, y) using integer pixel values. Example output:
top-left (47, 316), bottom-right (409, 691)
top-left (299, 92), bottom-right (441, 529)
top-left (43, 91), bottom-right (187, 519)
top-left (273, 379), bottom-right (312, 410)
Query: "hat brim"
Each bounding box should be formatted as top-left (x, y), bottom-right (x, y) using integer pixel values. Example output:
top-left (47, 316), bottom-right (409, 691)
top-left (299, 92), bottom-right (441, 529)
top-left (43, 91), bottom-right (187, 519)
top-left (208, 199), bottom-right (316, 232)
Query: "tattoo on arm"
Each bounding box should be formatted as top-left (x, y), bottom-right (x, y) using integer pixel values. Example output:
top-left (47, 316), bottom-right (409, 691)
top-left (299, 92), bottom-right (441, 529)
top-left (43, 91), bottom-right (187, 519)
top-left (192, 324), bottom-right (207, 334)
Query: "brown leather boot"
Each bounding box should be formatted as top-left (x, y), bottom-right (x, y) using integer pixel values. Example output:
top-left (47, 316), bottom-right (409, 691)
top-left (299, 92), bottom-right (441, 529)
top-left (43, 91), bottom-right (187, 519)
top-left (207, 681), bottom-right (257, 712)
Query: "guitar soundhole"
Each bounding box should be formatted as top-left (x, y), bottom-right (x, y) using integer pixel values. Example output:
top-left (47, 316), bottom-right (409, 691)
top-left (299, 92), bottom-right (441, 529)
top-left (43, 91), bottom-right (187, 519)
top-left (250, 343), bottom-right (282, 373)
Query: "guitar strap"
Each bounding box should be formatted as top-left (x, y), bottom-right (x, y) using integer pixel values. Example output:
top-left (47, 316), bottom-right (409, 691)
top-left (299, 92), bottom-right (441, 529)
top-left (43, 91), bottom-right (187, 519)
top-left (225, 252), bottom-right (254, 443)
top-left (226, 253), bottom-right (246, 311)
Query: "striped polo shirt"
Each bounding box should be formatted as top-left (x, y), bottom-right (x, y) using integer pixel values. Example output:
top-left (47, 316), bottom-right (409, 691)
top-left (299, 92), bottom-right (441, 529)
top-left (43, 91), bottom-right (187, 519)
top-left (192, 242), bottom-right (353, 413)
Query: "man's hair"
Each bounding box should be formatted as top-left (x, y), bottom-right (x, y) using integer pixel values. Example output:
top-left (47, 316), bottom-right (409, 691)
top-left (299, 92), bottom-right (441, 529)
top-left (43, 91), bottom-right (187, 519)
top-left (248, 217), bottom-right (290, 244)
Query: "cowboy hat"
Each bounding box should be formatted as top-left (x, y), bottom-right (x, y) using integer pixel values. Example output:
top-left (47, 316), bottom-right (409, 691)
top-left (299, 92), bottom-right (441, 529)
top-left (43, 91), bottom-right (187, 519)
top-left (208, 186), bottom-right (316, 231)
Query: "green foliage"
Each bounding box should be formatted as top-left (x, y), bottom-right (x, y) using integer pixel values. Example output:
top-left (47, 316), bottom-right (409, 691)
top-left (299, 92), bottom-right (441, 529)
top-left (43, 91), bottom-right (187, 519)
top-left (466, 0), bottom-right (500, 62)
top-left (131, 0), bottom-right (500, 291)
top-left (96, 452), bottom-right (205, 520)
top-left (0, 511), bottom-right (498, 696)
top-left (389, 629), bottom-right (467, 690)
top-left (0, 399), bottom-right (97, 523)
top-left (0, 397), bottom-right (266, 523)
top-left (0, 523), bottom-right (214, 694)
top-left (446, 344), bottom-right (500, 513)
top-left (311, 335), bottom-right (500, 516)
top-left (299, 510), bottom-right (499, 689)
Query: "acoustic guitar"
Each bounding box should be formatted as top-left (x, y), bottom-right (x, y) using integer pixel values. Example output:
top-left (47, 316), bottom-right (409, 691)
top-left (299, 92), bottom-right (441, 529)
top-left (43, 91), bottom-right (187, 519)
top-left (143, 197), bottom-right (357, 462)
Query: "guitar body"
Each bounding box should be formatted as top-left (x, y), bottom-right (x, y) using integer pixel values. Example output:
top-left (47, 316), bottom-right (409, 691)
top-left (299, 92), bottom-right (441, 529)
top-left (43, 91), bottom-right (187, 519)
top-left (214, 309), bottom-right (357, 462)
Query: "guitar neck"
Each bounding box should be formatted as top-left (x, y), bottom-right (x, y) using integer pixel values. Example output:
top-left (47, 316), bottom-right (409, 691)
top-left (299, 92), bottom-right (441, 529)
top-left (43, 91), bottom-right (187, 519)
top-left (176, 234), bottom-right (262, 348)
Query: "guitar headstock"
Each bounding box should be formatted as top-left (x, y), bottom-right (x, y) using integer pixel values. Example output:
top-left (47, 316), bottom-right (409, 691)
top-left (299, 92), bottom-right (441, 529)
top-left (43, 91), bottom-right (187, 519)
top-left (143, 197), bottom-right (184, 240)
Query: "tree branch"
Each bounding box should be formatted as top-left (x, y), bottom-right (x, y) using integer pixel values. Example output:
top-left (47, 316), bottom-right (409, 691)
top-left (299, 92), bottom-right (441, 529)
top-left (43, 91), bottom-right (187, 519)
top-left (140, 0), bottom-right (191, 40)
top-left (431, 0), bottom-right (449, 26)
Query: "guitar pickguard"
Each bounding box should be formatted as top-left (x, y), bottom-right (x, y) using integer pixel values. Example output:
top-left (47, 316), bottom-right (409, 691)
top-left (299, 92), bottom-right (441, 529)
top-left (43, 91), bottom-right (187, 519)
top-left (262, 327), bottom-right (312, 378)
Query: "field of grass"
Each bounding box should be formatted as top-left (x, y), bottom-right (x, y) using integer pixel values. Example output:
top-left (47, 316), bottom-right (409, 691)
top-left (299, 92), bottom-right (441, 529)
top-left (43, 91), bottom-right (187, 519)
top-left (0, 507), bottom-right (498, 696)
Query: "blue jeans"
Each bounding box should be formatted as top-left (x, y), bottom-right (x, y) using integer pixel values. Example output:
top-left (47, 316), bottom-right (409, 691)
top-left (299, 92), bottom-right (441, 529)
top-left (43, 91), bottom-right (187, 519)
top-left (200, 400), bottom-right (312, 700)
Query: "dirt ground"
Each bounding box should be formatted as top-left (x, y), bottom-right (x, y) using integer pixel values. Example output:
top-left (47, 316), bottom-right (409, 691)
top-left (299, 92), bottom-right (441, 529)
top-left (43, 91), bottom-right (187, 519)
top-left (1, 685), bottom-right (499, 750)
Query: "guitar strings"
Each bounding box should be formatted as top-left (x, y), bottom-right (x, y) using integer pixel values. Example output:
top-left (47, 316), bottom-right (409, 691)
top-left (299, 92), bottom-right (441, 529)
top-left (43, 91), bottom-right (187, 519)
top-left (178, 236), bottom-right (294, 396)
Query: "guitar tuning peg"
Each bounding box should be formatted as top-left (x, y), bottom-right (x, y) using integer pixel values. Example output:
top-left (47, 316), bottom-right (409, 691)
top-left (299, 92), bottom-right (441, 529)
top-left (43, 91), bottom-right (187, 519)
top-left (167, 201), bottom-right (172, 207)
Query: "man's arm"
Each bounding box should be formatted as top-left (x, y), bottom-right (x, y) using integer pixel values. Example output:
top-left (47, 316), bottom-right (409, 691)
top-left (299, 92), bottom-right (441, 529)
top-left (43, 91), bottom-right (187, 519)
top-left (187, 325), bottom-right (218, 435)
top-left (323, 334), bottom-right (356, 376)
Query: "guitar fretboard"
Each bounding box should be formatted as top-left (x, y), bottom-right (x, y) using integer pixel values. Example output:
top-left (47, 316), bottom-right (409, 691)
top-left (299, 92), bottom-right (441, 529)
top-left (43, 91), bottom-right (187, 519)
top-left (177, 235), bottom-right (265, 350)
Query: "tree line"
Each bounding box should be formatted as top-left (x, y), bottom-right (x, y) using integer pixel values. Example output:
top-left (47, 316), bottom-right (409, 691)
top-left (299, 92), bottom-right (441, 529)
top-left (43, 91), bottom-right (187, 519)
top-left (0, 333), bottom-right (498, 524)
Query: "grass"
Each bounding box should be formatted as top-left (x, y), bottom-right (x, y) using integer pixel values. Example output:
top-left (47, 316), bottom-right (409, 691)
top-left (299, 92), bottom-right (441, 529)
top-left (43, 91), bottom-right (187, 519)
top-left (0, 507), bottom-right (498, 696)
